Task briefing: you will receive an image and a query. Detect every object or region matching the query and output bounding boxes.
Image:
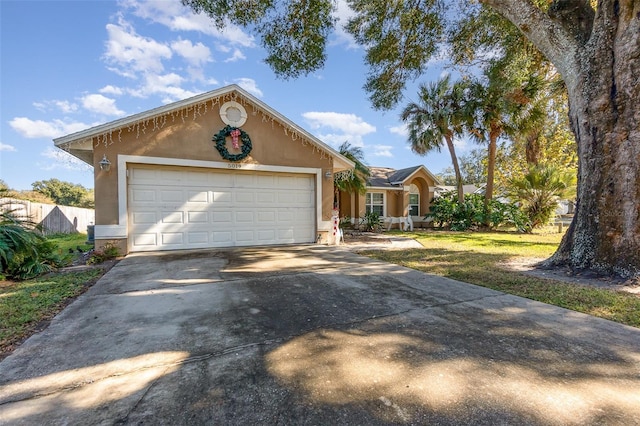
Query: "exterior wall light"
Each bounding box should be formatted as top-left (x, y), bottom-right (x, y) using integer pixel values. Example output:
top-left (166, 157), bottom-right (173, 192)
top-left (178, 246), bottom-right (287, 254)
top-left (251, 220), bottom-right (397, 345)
top-left (99, 154), bottom-right (111, 171)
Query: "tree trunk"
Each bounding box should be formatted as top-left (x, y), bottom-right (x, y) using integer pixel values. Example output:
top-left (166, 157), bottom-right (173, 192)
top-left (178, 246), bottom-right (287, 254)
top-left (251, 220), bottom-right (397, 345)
top-left (484, 0), bottom-right (640, 278)
top-left (445, 135), bottom-right (465, 205)
top-left (546, 2), bottom-right (640, 277)
top-left (484, 125), bottom-right (499, 216)
top-left (525, 130), bottom-right (541, 165)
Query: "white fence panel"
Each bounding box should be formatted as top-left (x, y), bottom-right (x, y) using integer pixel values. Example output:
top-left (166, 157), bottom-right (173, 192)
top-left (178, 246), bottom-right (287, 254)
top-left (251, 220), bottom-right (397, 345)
top-left (0, 198), bottom-right (95, 235)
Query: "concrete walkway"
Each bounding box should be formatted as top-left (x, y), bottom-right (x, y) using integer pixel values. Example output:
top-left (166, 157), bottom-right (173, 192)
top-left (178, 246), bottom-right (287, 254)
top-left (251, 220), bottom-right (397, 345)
top-left (1, 245), bottom-right (639, 425)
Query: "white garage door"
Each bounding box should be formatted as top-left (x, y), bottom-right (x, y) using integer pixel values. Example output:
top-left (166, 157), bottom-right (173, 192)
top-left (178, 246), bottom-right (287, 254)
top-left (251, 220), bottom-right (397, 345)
top-left (128, 165), bottom-right (316, 251)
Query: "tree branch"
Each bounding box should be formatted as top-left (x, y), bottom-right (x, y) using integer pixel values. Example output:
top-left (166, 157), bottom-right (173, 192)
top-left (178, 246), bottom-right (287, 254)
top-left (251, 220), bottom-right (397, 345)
top-left (480, 0), bottom-right (582, 90)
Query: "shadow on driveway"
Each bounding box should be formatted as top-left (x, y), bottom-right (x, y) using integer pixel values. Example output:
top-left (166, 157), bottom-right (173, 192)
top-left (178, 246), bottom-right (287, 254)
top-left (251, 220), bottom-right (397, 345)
top-left (1, 245), bottom-right (639, 425)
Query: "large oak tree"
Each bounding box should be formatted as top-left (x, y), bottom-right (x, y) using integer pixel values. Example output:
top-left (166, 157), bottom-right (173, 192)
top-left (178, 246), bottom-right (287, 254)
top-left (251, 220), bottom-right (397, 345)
top-left (184, 0), bottom-right (640, 278)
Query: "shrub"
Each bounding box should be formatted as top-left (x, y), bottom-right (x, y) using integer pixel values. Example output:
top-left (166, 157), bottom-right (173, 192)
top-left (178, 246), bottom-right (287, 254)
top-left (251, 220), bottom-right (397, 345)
top-left (0, 202), bottom-right (66, 280)
top-left (87, 242), bottom-right (120, 265)
top-left (426, 192), bottom-right (530, 232)
top-left (508, 165), bottom-right (576, 229)
top-left (362, 211), bottom-right (382, 232)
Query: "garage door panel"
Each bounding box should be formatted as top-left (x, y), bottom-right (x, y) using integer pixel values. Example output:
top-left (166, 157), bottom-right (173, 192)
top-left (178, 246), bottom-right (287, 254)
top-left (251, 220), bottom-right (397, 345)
top-left (161, 233), bottom-right (184, 245)
top-left (161, 211), bottom-right (184, 224)
top-left (212, 211), bottom-right (233, 224)
top-left (160, 190), bottom-right (184, 203)
top-left (257, 229), bottom-right (276, 242)
top-left (187, 191), bottom-right (209, 203)
top-left (235, 174), bottom-right (255, 187)
top-left (212, 231), bottom-right (233, 244)
top-left (187, 211), bottom-right (208, 223)
top-left (212, 191), bottom-right (232, 203)
top-left (188, 232), bottom-right (209, 244)
top-left (235, 230), bottom-right (255, 242)
top-left (131, 189), bottom-right (156, 202)
top-left (257, 211), bottom-right (276, 223)
top-left (257, 191), bottom-right (277, 204)
top-left (128, 167), bottom-right (315, 251)
top-left (235, 191), bottom-right (254, 204)
top-left (132, 233), bottom-right (157, 247)
top-left (235, 211), bottom-right (254, 223)
top-left (132, 211), bottom-right (157, 225)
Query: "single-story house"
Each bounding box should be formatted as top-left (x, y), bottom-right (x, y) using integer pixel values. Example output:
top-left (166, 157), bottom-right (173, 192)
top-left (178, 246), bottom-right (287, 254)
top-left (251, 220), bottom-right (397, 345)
top-left (337, 165), bottom-right (441, 227)
top-left (54, 84), bottom-right (354, 254)
top-left (433, 184), bottom-right (483, 198)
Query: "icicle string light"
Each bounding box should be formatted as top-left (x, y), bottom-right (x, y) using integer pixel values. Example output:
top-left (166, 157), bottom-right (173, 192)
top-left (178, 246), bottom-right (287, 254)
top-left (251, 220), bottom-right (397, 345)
top-left (68, 93), bottom-right (342, 165)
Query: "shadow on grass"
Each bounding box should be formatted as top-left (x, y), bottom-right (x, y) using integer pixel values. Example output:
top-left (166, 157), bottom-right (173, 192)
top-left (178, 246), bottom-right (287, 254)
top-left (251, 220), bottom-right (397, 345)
top-left (359, 247), bottom-right (640, 328)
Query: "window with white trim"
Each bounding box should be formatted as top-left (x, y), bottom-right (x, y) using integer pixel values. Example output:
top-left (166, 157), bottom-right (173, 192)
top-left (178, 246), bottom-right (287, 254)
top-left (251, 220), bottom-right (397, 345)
top-left (365, 192), bottom-right (384, 216)
top-left (409, 193), bottom-right (419, 216)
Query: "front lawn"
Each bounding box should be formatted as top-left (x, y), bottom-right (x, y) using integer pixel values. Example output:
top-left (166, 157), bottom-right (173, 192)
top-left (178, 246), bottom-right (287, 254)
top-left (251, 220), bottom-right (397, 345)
top-left (0, 233), bottom-right (104, 359)
top-left (359, 230), bottom-right (640, 328)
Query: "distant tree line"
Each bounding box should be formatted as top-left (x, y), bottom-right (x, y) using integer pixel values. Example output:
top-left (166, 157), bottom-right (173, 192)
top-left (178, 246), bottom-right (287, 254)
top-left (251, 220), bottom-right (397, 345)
top-left (0, 179), bottom-right (94, 209)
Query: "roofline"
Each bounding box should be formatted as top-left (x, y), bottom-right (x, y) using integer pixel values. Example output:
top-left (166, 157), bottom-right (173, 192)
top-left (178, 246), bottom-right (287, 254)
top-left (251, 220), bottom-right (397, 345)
top-left (367, 186), bottom-right (404, 191)
top-left (53, 84), bottom-right (354, 171)
top-left (395, 165), bottom-right (441, 186)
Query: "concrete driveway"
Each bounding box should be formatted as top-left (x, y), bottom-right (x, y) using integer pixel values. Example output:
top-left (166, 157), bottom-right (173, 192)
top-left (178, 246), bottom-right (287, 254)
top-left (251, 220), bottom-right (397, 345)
top-left (1, 245), bottom-right (639, 425)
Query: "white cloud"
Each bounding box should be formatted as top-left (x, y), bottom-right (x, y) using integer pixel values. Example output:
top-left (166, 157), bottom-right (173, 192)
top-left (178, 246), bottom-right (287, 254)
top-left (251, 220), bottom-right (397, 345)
top-left (0, 142), bottom-right (16, 152)
top-left (234, 78), bottom-right (263, 97)
top-left (128, 73), bottom-right (199, 103)
top-left (32, 100), bottom-right (79, 114)
top-left (371, 145), bottom-right (393, 157)
top-left (331, 0), bottom-right (358, 49)
top-left (121, 0), bottom-right (255, 47)
top-left (171, 39), bottom-right (212, 66)
top-left (453, 137), bottom-right (468, 151)
top-left (81, 94), bottom-right (125, 116)
top-left (9, 117), bottom-right (92, 139)
top-left (224, 48), bottom-right (246, 63)
top-left (104, 17), bottom-right (172, 77)
top-left (40, 148), bottom-right (92, 172)
top-left (302, 111), bottom-right (376, 148)
top-left (389, 124), bottom-right (408, 137)
top-left (100, 85), bottom-right (124, 95)
top-left (303, 111), bottom-right (376, 135)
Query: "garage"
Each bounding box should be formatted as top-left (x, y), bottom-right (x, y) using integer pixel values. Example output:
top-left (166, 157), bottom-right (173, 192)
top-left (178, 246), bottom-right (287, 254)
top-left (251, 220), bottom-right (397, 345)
top-left (128, 165), bottom-right (316, 251)
top-left (53, 84), bottom-right (354, 254)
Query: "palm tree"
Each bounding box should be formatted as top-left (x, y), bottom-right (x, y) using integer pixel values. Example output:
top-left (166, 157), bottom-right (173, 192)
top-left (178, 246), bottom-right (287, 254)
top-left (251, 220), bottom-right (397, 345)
top-left (466, 79), bottom-right (509, 215)
top-left (401, 75), bottom-right (468, 204)
top-left (334, 141), bottom-right (371, 206)
top-left (508, 165), bottom-right (576, 229)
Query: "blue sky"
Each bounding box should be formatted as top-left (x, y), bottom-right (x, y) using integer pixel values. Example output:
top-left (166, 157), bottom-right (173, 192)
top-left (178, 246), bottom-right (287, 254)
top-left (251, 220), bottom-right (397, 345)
top-left (1, 0), bottom-right (464, 190)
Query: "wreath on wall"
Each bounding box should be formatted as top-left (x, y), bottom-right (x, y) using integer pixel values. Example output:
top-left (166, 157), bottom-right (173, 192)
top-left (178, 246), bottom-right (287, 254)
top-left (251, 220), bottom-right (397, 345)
top-left (213, 125), bottom-right (252, 162)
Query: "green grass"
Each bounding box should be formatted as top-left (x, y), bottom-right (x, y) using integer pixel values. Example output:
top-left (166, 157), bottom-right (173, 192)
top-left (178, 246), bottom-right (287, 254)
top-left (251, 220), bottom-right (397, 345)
top-left (47, 232), bottom-right (93, 257)
top-left (359, 230), bottom-right (640, 328)
top-left (1, 233), bottom-right (102, 358)
top-left (0, 269), bottom-right (104, 355)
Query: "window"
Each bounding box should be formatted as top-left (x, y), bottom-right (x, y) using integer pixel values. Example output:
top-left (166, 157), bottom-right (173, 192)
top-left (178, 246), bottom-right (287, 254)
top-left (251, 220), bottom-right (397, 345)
top-left (365, 192), bottom-right (384, 216)
top-left (409, 193), bottom-right (419, 216)
top-left (409, 194), bottom-right (420, 216)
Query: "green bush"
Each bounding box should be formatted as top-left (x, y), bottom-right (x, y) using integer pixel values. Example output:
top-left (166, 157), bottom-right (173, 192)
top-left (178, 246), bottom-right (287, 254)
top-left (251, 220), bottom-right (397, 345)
top-left (87, 242), bottom-right (120, 265)
top-left (426, 192), bottom-right (530, 232)
top-left (0, 204), bottom-right (66, 280)
top-left (362, 211), bottom-right (382, 232)
top-left (508, 165), bottom-right (576, 229)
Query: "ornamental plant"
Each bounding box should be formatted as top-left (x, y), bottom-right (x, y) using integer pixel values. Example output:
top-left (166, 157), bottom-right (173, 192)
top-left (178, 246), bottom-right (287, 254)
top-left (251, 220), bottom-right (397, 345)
top-left (426, 192), bottom-right (530, 232)
top-left (0, 199), bottom-right (66, 280)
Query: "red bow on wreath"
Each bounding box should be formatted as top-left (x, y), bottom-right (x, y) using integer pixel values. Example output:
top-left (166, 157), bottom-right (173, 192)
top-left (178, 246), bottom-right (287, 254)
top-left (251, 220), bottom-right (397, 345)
top-left (230, 129), bottom-right (241, 150)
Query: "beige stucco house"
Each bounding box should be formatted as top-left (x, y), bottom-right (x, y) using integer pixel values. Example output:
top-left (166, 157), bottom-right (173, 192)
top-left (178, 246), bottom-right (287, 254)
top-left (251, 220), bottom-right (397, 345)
top-left (337, 165), bottom-right (441, 226)
top-left (54, 85), bottom-right (354, 253)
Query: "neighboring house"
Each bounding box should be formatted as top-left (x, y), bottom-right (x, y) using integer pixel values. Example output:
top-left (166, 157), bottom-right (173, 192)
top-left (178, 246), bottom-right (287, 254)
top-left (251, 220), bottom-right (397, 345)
top-left (337, 165), bottom-right (440, 224)
top-left (54, 85), bottom-right (354, 254)
top-left (433, 184), bottom-right (483, 198)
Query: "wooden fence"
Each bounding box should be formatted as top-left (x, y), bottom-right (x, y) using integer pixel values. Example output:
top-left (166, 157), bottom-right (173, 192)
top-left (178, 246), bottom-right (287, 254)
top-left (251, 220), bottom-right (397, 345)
top-left (0, 198), bottom-right (95, 235)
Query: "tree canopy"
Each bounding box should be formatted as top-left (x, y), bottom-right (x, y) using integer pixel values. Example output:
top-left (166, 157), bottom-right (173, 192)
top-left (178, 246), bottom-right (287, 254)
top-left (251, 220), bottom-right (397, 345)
top-left (183, 0), bottom-right (640, 277)
top-left (32, 179), bottom-right (94, 209)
